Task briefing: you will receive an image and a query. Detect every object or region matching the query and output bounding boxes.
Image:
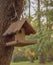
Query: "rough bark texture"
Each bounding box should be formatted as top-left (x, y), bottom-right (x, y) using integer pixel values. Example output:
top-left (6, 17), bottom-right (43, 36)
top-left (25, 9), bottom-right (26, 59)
top-left (38, 52), bottom-right (45, 63)
top-left (0, 0), bottom-right (24, 65)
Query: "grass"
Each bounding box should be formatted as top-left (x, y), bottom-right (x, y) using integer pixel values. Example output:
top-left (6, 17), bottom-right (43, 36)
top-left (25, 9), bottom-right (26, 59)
top-left (11, 60), bottom-right (53, 65)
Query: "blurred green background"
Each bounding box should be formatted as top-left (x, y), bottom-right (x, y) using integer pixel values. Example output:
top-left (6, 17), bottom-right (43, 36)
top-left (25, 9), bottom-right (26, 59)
top-left (11, 0), bottom-right (53, 65)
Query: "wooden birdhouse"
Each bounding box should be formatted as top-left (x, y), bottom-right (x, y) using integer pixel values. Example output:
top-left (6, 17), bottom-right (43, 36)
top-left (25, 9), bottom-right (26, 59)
top-left (3, 18), bottom-right (36, 47)
top-left (47, 23), bottom-right (53, 38)
top-left (51, 24), bottom-right (53, 30)
top-left (48, 23), bottom-right (53, 30)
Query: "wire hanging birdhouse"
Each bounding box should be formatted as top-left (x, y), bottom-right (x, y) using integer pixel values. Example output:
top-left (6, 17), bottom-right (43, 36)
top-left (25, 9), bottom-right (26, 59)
top-left (3, 18), bottom-right (36, 47)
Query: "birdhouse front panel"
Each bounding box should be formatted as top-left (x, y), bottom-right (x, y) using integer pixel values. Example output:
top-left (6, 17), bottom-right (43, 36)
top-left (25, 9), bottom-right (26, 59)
top-left (15, 28), bottom-right (25, 41)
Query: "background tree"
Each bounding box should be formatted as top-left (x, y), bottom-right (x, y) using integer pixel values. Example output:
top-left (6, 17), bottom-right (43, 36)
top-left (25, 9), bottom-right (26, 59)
top-left (0, 0), bottom-right (24, 65)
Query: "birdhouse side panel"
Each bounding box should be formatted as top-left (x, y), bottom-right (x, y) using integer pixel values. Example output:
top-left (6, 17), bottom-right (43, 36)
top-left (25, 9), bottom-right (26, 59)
top-left (15, 28), bottom-right (25, 41)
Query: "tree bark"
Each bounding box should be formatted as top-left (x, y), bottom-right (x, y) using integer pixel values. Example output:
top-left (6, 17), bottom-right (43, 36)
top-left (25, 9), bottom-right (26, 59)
top-left (37, 0), bottom-right (45, 63)
top-left (0, 0), bottom-right (24, 65)
top-left (28, 0), bottom-right (31, 18)
top-left (38, 52), bottom-right (45, 63)
top-left (38, 0), bottom-right (41, 32)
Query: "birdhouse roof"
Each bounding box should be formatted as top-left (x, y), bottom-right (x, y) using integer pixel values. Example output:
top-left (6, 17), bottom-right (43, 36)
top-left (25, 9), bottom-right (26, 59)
top-left (3, 18), bottom-right (36, 36)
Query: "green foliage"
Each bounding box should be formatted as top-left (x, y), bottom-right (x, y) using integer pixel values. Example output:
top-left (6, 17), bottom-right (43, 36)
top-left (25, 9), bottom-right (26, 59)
top-left (12, 0), bottom-right (53, 63)
top-left (11, 60), bottom-right (53, 65)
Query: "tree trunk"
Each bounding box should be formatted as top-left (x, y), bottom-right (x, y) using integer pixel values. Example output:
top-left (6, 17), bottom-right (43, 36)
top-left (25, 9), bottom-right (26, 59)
top-left (28, 0), bottom-right (31, 18)
top-left (38, 0), bottom-right (41, 32)
top-left (38, 52), bottom-right (45, 63)
top-left (0, 0), bottom-right (24, 65)
top-left (37, 0), bottom-right (45, 63)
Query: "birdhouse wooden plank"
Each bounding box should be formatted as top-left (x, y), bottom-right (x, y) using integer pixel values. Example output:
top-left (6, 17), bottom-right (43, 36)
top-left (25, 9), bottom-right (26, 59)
top-left (3, 18), bottom-right (36, 47)
top-left (5, 40), bottom-right (36, 47)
